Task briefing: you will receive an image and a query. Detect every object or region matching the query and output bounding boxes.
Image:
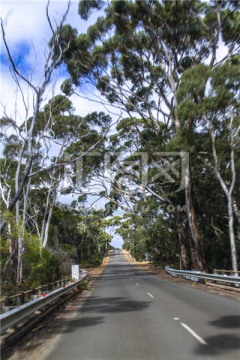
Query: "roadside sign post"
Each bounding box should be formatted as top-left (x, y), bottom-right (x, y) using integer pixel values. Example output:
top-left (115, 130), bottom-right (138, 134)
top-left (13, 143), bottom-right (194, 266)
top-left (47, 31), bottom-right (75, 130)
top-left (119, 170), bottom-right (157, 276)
top-left (71, 265), bottom-right (80, 280)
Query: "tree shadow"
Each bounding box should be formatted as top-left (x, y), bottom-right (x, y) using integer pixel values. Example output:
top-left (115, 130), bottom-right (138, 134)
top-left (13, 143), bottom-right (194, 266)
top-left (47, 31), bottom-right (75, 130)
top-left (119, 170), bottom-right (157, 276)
top-left (63, 316), bottom-right (104, 332)
top-left (194, 334), bottom-right (240, 356)
top-left (194, 314), bottom-right (240, 356)
top-left (208, 315), bottom-right (240, 329)
top-left (80, 296), bottom-right (150, 314)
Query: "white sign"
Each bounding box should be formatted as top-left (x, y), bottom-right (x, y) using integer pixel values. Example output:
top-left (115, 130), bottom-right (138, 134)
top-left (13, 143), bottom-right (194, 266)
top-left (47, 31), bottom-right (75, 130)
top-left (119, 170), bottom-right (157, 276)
top-left (71, 265), bottom-right (80, 280)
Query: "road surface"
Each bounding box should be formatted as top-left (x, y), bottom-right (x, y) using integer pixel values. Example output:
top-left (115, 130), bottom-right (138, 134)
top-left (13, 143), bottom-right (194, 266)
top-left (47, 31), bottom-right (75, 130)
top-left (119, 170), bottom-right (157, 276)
top-left (45, 250), bottom-right (240, 360)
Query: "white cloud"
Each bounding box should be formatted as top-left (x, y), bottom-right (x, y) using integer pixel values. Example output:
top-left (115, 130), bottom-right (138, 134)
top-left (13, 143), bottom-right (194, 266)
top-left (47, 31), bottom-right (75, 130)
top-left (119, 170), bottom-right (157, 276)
top-left (2, 1), bottom-right (72, 45)
top-left (1, 0), bottom-right (101, 51)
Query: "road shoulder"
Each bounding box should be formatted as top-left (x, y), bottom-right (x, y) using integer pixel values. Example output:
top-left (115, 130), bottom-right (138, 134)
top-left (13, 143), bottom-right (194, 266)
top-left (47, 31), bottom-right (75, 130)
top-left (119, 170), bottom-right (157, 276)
top-left (122, 249), bottom-right (240, 300)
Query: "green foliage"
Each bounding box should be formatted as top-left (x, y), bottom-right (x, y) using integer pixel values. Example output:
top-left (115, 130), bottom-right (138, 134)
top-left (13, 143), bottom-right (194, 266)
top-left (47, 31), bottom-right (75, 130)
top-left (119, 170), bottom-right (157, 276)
top-left (89, 255), bottom-right (103, 267)
top-left (78, 0), bottom-right (104, 20)
top-left (22, 235), bottom-right (60, 283)
top-left (78, 280), bottom-right (89, 291)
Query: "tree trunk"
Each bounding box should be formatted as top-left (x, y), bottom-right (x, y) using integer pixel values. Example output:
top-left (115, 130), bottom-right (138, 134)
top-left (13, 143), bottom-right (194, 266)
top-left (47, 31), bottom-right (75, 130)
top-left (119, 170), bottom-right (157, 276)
top-left (176, 211), bottom-right (189, 269)
top-left (210, 119), bottom-right (238, 273)
top-left (185, 167), bottom-right (206, 271)
top-left (42, 200), bottom-right (55, 249)
top-left (17, 236), bottom-right (23, 283)
top-left (228, 196), bottom-right (238, 273)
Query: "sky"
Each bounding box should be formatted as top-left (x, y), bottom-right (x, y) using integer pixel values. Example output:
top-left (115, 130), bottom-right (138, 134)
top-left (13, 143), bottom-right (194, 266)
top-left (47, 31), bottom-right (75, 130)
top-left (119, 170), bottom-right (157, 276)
top-left (0, 0), bottom-right (124, 248)
top-left (1, 0), bottom-right (107, 118)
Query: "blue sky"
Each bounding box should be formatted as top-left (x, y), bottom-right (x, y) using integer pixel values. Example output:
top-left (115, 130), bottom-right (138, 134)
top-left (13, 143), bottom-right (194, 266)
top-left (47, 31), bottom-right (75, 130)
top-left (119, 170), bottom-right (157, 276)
top-left (1, 1), bottom-right (104, 115)
top-left (0, 0), bottom-right (124, 248)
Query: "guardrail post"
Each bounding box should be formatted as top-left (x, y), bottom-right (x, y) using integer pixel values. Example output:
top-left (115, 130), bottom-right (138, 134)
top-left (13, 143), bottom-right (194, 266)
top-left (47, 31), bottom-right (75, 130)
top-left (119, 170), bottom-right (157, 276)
top-left (20, 292), bottom-right (25, 305)
top-left (16, 292), bottom-right (25, 306)
top-left (31, 288), bottom-right (38, 300)
top-left (4, 296), bottom-right (10, 307)
top-left (38, 286), bottom-right (42, 296)
top-left (2, 296), bottom-right (11, 313)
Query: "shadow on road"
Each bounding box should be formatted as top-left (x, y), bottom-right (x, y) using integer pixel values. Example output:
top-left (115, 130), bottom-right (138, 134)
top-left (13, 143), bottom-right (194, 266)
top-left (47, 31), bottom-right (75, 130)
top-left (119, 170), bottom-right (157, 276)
top-left (194, 333), bottom-right (240, 356)
top-left (80, 296), bottom-right (151, 314)
top-left (58, 296), bottom-right (151, 335)
top-left (208, 315), bottom-right (240, 329)
top-left (194, 315), bottom-right (240, 356)
top-left (58, 296), bottom-right (151, 337)
top-left (63, 316), bottom-right (105, 332)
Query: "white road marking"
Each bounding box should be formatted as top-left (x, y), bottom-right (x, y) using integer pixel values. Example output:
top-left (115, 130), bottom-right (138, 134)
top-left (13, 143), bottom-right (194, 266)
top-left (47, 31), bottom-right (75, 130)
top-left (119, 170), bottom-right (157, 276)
top-left (136, 283), bottom-right (140, 286)
top-left (173, 317), bottom-right (180, 321)
top-left (180, 322), bottom-right (207, 345)
top-left (147, 292), bottom-right (154, 298)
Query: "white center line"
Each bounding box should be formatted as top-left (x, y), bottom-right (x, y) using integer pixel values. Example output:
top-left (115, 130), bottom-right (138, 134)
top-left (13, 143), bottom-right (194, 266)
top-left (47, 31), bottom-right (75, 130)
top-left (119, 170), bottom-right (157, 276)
top-left (180, 322), bottom-right (207, 345)
top-left (147, 292), bottom-right (154, 298)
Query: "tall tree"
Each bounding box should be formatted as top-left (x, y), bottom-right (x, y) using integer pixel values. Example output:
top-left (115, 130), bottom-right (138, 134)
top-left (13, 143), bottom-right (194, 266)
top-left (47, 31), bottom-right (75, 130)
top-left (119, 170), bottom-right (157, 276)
top-left (53, 0), bottom-right (239, 270)
top-left (176, 60), bottom-right (240, 272)
top-left (0, 3), bottom-right (112, 282)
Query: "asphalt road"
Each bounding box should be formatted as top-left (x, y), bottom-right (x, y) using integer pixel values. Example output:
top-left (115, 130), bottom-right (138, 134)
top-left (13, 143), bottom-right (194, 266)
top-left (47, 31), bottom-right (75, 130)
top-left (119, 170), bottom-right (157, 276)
top-left (45, 250), bottom-right (240, 360)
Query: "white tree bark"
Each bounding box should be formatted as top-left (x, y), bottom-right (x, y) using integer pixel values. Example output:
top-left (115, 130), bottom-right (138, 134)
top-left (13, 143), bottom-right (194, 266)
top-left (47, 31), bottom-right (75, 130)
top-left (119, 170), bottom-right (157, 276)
top-left (210, 118), bottom-right (238, 273)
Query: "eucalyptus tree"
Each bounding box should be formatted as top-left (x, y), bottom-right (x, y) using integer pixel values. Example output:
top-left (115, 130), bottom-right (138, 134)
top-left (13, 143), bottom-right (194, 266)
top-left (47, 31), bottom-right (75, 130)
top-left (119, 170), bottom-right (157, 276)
top-left (176, 59), bottom-right (240, 273)
top-left (0, 3), bottom-right (74, 282)
top-left (0, 92), bottom-right (111, 281)
top-left (52, 0), bottom-right (239, 270)
top-left (27, 94), bottom-right (111, 249)
top-left (50, 206), bottom-right (112, 264)
top-left (0, 3), bottom-right (112, 282)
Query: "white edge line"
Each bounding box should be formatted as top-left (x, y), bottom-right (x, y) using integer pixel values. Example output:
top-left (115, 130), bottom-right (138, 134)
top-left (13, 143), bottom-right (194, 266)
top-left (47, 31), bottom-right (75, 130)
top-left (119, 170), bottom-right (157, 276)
top-left (147, 292), bottom-right (154, 298)
top-left (181, 322), bottom-right (207, 345)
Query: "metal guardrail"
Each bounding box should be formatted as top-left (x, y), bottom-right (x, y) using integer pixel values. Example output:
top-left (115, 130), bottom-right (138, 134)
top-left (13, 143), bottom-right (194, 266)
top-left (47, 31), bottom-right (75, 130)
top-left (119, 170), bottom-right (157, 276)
top-left (0, 279), bottom-right (70, 311)
top-left (165, 267), bottom-right (240, 285)
top-left (0, 270), bottom-right (88, 333)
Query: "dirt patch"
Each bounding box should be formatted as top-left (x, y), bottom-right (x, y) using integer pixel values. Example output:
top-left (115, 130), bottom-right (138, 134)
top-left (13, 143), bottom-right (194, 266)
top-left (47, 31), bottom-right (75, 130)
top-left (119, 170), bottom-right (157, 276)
top-left (122, 250), bottom-right (240, 300)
